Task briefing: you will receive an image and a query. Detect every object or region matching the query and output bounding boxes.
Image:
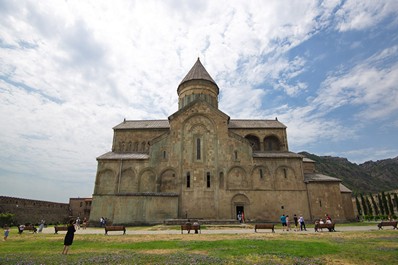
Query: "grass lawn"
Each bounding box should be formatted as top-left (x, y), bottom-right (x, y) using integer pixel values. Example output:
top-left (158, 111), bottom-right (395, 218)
top-left (1, 226), bottom-right (397, 264)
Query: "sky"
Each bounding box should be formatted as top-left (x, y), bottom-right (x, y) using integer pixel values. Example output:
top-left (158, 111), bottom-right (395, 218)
top-left (1, 0), bottom-right (398, 203)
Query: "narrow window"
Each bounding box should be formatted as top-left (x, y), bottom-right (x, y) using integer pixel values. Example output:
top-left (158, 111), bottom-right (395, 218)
top-left (206, 172), bottom-right (211, 188)
top-left (259, 168), bottom-right (263, 179)
top-left (186, 172), bottom-right (190, 188)
top-left (319, 200), bottom-right (322, 207)
top-left (283, 168), bottom-right (287, 178)
top-left (234, 150), bottom-right (238, 160)
top-left (196, 138), bottom-right (201, 160)
top-left (163, 151), bottom-right (167, 159)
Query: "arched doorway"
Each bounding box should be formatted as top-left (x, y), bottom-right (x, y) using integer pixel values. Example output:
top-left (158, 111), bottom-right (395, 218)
top-left (231, 194), bottom-right (250, 222)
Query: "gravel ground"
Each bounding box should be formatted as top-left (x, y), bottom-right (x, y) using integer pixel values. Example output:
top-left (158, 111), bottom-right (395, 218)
top-left (41, 224), bottom-right (383, 235)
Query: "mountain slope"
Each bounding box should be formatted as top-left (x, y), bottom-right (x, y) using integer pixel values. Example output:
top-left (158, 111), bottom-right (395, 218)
top-left (299, 152), bottom-right (398, 193)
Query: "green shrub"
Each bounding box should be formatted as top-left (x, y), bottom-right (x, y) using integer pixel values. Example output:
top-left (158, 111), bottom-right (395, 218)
top-left (364, 215), bottom-right (373, 221)
top-left (0, 213), bottom-right (15, 227)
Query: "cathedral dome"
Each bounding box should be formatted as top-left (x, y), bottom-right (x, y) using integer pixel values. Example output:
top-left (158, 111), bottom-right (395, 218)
top-left (177, 58), bottom-right (219, 109)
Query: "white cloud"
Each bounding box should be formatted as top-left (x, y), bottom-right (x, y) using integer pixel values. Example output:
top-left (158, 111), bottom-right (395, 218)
top-left (335, 0), bottom-right (398, 31)
top-left (315, 46), bottom-right (398, 121)
top-left (0, 0), bottom-right (397, 202)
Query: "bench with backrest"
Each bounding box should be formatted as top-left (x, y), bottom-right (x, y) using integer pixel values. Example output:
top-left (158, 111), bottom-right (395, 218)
top-left (105, 225), bottom-right (126, 235)
top-left (377, 221), bottom-right (397, 230)
top-left (254, 223), bottom-right (275, 233)
top-left (54, 226), bottom-right (68, 234)
top-left (19, 225), bottom-right (37, 234)
top-left (181, 223), bottom-right (201, 234)
top-left (315, 223), bottom-right (335, 232)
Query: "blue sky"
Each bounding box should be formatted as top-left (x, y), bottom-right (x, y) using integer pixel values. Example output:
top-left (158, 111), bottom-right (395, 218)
top-left (1, 0), bottom-right (397, 203)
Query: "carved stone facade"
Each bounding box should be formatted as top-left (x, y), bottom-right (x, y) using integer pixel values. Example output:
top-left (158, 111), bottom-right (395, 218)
top-left (90, 59), bottom-right (355, 225)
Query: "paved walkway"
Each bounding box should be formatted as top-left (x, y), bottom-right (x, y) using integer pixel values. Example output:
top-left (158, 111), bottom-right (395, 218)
top-left (41, 225), bottom-right (382, 235)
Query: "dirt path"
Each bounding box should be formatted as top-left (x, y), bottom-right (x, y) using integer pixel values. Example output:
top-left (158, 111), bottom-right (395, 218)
top-left (42, 224), bottom-right (381, 235)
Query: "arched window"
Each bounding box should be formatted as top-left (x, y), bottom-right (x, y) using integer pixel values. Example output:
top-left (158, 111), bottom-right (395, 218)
top-left (245, 135), bottom-right (260, 151)
top-left (186, 172), bottom-right (191, 188)
top-left (196, 138), bottom-right (201, 160)
top-left (264, 136), bottom-right (281, 151)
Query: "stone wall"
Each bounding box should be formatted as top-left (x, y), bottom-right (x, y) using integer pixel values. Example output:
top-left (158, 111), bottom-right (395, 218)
top-left (306, 182), bottom-right (346, 222)
top-left (0, 196), bottom-right (70, 225)
top-left (90, 194), bottom-right (178, 225)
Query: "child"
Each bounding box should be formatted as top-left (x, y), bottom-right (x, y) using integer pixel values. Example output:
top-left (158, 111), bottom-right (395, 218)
top-left (4, 225), bottom-right (10, 240)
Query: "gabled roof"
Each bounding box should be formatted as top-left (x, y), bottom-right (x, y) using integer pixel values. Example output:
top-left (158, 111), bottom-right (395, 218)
top-left (304, 173), bottom-right (342, 183)
top-left (229, 119), bottom-right (286, 129)
top-left (179, 58), bottom-right (217, 87)
top-left (113, 120), bottom-right (170, 130)
top-left (97, 152), bottom-right (150, 160)
top-left (113, 119), bottom-right (287, 130)
top-left (168, 97), bottom-right (229, 122)
top-left (340, 183), bottom-right (352, 193)
top-left (253, 152), bottom-right (303, 158)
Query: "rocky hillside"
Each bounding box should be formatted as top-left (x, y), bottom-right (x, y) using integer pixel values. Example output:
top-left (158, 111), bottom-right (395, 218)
top-left (299, 152), bottom-right (398, 194)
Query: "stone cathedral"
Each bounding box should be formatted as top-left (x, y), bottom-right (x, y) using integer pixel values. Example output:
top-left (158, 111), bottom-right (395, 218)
top-left (89, 58), bottom-right (355, 225)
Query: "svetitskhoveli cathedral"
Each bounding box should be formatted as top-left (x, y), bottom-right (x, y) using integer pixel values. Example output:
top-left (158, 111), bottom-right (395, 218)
top-left (89, 58), bottom-right (355, 225)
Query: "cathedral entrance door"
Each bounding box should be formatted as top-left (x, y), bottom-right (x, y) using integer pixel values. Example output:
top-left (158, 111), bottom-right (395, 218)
top-left (236, 206), bottom-right (244, 222)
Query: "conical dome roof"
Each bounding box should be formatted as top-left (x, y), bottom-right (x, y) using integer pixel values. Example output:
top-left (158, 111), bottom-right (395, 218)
top-left (177, 58), bottom-right (219, 109)
top-left (179, 58), bottom-right (218, 88)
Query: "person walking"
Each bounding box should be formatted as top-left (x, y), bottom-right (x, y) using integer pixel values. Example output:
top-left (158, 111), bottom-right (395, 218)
top-left (286, 215), bottom-right (290, 231)
top-left (62, 220), bottom-right (76, 255)
top-left (293, 214), bottom-right (299, 231)
top-left (82, 217), bottom-right (87, 229)
top-left (299, 215), bottom-right (307, 231)
top-left (280, 214), bottom-right (287, 231)
top-left (75, 217), bottom-right (81, 230)
top-left (4, 225), bottom-right (10, 241)
top-left (38, 219), bottom-right (45, 233)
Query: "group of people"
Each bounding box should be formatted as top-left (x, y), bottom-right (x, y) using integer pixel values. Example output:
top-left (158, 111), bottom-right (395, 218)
top-left (280, 214), bottom-right (307, 231)
top-left (314, 214), bottom-right (333, 227)
top-left (74, 217), bottom-right (88, 230)
top-left (184, 220), bottom-right (200, 234)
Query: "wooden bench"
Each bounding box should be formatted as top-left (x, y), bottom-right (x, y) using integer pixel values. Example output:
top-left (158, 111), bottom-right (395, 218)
top-left (181, 224), bottom-right (201, 234)
top-left (315, 223), bottom-right (335, 232)
top-left (377, 221), bottom-right (397, 230)
top-left (54, 226), bottom-right (68, 234)
top-left (105, 225), bottom-right (126, 235)
top-left (19, 225), bottom-right (37, 234)
top-left (254, 223), bottom-right (275, 233)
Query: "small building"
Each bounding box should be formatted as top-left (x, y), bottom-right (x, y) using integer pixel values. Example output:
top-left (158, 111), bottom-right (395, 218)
top-left (69, 197), bottom-right (92, 220)
top-left (89, 58), bottom-right (355, 225)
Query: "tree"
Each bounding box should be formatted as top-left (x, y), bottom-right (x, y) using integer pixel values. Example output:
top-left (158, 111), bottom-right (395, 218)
top-left (355, 196), bottom-right (362, 216)
top-left (387, 193), bottom-right (395, 216)
top-left (365, 196), bottom-right (373, 216)
top-left (378, 193), bottom-right (385, 215)
top-left (0, 213), bottom-right (14, 227)
top-left (382, 192), bottom-right (390, 216)
top-left (360, 193), bottom-right (368, 215)
top-left (370, 193), bottom-right (379, 216)
top-left (394, 193), bottom-right (398, 213)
